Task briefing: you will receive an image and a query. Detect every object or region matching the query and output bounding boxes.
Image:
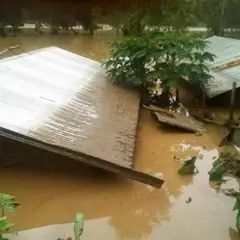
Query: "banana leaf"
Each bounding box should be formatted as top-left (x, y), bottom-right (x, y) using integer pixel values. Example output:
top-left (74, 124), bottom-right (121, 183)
top-left (178, 157), bottom-right (196, 175)
top-left (209, 163), bottom-right (225, 181)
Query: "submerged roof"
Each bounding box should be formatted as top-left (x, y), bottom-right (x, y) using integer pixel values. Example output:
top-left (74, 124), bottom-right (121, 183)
top-left (0, 47), bottom-right (164, 188)
top-left (205, 36), bottom-right (240, 98)
top-left (0, 47), bottom-right (141, 167)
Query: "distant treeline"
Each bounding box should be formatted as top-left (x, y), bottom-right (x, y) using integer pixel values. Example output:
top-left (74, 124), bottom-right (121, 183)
top-left (0, 0), bottom-right (136, 35)
top-left (1, 0), bottom-right (240, 37)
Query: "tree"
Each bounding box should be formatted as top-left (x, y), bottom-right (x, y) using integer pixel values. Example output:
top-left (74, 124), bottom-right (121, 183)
top-left (224, 0), bottom-right (240, 31)
top-left (197, 0), bottom-right (240, 36)
top-left (102, 31), bottom-right (215, 106)
top-left (147, 0), bottom-right (199, 31)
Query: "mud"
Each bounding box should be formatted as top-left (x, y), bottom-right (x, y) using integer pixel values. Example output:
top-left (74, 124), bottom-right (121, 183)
top-left (0, 35), bottom-right (239, 240)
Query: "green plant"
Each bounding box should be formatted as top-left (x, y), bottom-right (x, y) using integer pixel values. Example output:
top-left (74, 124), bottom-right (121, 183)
top-left (209, 163), bottom-right (225, 181)
top-left (233, 196), bottom-right (240, 236)
top-left (103, 31), bottom-right (215, 104)
top-left (74, 212), bottom-right (84, 240)
top-left (0, 217), bottom-right (14, 240)
top-left (0, 193), bottom-right (20, 240)
top-left (178, 157), bottom-right (197, 175)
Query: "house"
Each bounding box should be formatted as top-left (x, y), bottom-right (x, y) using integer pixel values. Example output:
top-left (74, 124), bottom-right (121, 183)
top-left (204, 36), bottom-right (240, 105)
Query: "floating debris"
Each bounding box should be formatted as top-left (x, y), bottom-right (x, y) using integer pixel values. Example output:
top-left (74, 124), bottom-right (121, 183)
top-left (222, 189), bottom-right (240, 197)
top-left (209, 163), bottom-right (225, 182)
top-left (190, 109), bottom-right (227, 126)
top-left (210, 152), bottom-right (240, 178)
top-left (186, 197), bottom-right (192, 204)
top-left (144, 105), bottom-right (205, 133)
top-left (178, 156), bottom-right (197, 175)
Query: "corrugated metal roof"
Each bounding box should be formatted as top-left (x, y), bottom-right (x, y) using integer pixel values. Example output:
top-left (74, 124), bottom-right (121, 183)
top-left (0, 46), bottom-right (140, 166)
top-left (0, 47), bottom-right (164, 188)
top-left (206, 36), bottom-right (240, 68)
top-left (204, 36), bottom-right (240, 98)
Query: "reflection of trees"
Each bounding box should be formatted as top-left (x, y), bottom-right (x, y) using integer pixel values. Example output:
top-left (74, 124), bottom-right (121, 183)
top-left (109, 176), bottom-right (193, 239)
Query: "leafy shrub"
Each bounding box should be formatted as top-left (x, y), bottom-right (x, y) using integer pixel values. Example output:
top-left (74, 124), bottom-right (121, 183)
top-left (0, 193), bottom-right (20, 240)
top-left (103, 31), bottom-right (215, 102)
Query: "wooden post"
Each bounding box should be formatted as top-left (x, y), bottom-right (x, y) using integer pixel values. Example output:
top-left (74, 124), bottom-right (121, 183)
top-left (229, 81), bottom-right (237, 121)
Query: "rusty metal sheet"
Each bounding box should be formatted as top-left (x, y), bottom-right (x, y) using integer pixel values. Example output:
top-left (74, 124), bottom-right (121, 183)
top-left (0, 47), bottom-right (140, 168)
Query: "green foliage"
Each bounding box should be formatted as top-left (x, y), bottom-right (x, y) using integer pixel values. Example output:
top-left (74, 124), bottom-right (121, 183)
top-left (178, 157), bottom-right (197, 175)
top-left (74, 212), bottom-right (84, 240)
top-left (233, 197), bottom-right (240, 236)
top-left (105, 5), bottom-right (147, 36)
top-left (0, 194), bottom-right (20, 214)
top-left (147, 0), bottom-right (199, 30)
top-left (209, 163), bottom-right (225, 181)
top-left (236, 212), bottom-right (240, 237)
top-left (197, 0), bottom-right (240, 36)
top-left (0, 193), bottom-right (19, 240)
top-left (233, 197), bottom-right (240, 211)
top-left (0, 217), bottom-right (14, 236)
top-left (103, 35), bottom-right (152, 88)
top-left (103, 31), bottom-right (215, 95)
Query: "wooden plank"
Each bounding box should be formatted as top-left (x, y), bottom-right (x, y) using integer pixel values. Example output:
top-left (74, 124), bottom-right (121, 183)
top-left (0, 126), bottom-right (164, 189)
top-left (154, 112), bottom-right (204, 133)
top-left (190, 109), bottom-right (240, 128)
top-left (143, 105), bottom-right (205, 133)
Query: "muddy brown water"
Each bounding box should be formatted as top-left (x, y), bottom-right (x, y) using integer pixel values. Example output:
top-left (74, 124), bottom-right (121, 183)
top-left (0, 33), bottom-right (239, 240)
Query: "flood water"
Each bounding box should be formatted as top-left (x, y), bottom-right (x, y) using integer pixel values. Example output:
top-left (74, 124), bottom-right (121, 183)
top-left (0, 32), bottom-right (239, 240)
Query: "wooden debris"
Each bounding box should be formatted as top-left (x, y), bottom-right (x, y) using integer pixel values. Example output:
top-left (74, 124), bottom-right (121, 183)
top-left (143, 105), bottom-right (205, 133)
top-left (190, 109), bottom-right (240, 129)
top-left (219, 118), bottom-right (240, 146)
top-left (190, 109), bottom-right (226, 125)
top-left (211, 152), bottom-right (240, 177)
top-left (143, 105), bottom-right (175, 117)
top-left (178, 157), bottom-right (197, 175)
top-left (222, 189), bottom-right (240, 197)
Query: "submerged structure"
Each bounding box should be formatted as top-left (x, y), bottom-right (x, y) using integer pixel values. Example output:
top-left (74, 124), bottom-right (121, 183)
top-left (205, 36), bottom-right (240, 98)
top-left (0, 47), bottom-right (163, 188)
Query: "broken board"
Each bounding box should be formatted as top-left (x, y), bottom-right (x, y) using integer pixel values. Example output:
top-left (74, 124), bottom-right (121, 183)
top-left (145, 105), bottom-right (205, 133)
